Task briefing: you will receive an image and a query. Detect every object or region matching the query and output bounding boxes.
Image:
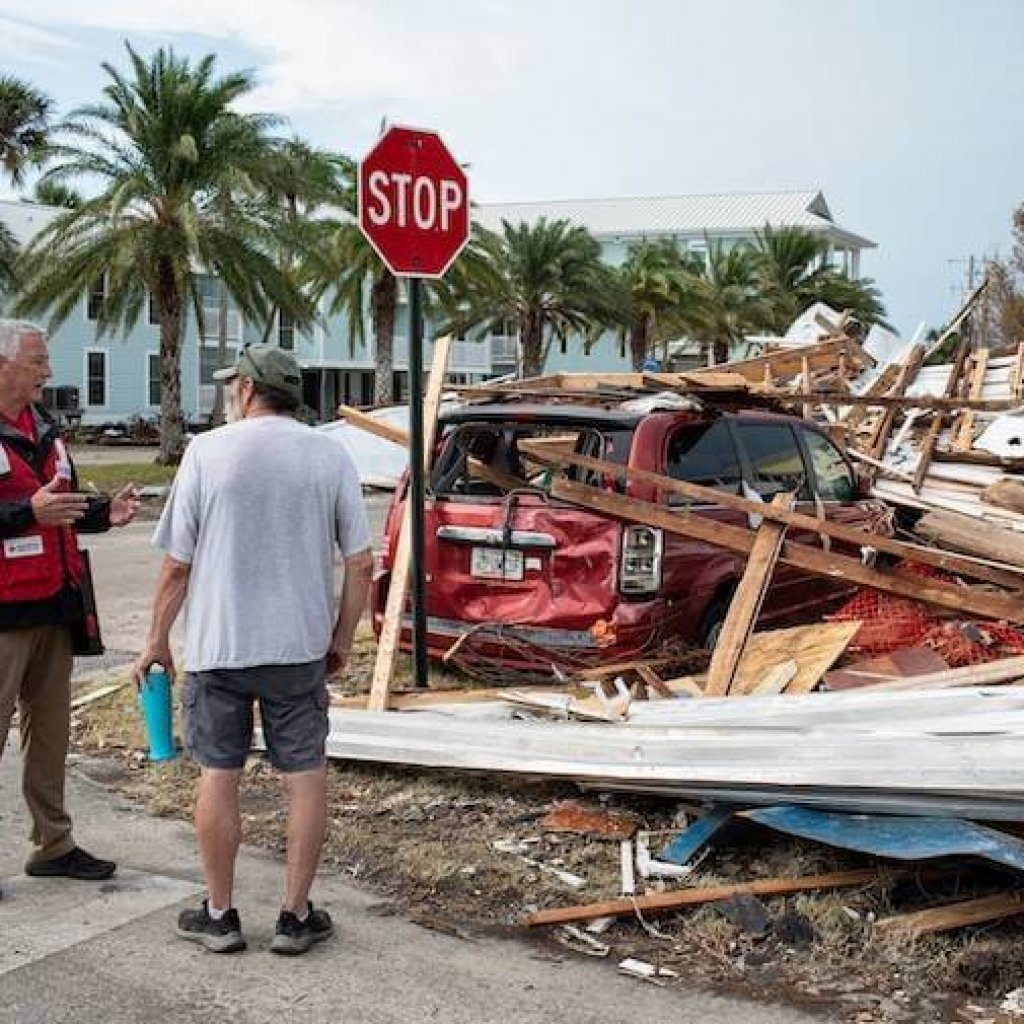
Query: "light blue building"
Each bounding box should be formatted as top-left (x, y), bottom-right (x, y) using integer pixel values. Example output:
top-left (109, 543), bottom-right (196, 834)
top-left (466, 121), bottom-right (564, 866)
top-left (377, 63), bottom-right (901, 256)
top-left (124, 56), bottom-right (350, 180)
top-left (0, 190), bottom-right (873, 423)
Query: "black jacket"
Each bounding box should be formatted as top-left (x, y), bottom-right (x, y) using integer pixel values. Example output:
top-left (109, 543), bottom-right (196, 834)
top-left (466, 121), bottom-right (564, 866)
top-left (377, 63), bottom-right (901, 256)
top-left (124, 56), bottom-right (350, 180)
top-left (0, 406), bottom-right (110, 632)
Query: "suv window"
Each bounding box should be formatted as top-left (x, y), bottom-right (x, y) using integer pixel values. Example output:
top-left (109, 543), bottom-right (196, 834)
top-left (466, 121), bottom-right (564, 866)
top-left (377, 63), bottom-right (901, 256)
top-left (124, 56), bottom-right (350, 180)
top-left (736, 422), bottom-right (812, 500)
top-left (665, 420), bottom-right (743, 504)
top-left (803, 428), bottom-right (856, 501)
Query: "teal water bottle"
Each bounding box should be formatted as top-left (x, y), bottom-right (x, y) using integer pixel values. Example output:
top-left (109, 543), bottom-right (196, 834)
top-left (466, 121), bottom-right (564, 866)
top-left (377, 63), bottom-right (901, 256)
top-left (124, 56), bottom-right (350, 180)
top-left (138, 666), bottom-right (177, 762)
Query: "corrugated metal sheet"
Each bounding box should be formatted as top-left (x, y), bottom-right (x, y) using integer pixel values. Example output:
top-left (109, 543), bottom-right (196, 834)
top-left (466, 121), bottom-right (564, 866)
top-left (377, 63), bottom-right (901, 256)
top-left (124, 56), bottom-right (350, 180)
top-left (475, 190), bottom-right (875, 247)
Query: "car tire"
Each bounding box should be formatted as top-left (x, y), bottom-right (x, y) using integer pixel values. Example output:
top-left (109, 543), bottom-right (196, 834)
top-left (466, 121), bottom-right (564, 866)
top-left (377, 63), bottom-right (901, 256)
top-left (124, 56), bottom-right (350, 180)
top-left (698, 596), bottom-right (730, 649)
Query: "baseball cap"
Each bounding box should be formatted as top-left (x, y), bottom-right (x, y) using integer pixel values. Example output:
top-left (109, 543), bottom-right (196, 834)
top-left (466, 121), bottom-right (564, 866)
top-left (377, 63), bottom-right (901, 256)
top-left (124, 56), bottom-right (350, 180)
top-left (213, 345), bottom-right (303, 405)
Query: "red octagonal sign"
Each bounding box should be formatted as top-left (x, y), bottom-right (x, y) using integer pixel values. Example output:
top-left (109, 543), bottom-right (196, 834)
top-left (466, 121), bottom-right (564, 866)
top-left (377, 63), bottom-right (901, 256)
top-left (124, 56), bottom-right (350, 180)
top-left (358, 125), bottom-right (470, 279)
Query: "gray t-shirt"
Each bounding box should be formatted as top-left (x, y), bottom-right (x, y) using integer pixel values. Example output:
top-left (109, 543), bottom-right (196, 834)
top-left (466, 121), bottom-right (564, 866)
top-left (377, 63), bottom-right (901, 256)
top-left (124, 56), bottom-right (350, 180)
top-left (153, 415), bottom-right (371, 672)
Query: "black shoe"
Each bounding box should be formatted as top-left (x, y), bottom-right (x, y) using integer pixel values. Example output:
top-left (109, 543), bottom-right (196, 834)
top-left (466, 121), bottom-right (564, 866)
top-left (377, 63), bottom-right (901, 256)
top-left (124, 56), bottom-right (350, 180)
top-left (25, 846), bottom-right (116, 881)
top-left (175, 900), bottom-right (246, 954)
top-left (271, 901), bottom-right (333, 956)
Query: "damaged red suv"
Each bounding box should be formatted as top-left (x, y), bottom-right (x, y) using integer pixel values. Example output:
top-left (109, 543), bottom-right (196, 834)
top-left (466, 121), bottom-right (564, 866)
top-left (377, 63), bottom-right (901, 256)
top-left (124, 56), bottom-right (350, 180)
top-left (371, 401), bottom-right (888, 670)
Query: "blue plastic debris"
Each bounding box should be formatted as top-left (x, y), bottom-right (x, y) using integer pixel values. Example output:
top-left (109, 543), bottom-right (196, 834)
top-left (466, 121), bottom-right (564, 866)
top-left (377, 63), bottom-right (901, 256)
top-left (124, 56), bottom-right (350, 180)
top-left (660, 806), bottom-right (735, 865)
top-left (743, 805), bottom-right (1024, 872)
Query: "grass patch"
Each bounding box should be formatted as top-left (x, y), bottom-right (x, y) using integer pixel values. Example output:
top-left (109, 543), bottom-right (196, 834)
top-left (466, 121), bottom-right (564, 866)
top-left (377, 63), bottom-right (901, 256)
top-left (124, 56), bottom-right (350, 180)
top-left (77, 462), bottom-right (177, 492)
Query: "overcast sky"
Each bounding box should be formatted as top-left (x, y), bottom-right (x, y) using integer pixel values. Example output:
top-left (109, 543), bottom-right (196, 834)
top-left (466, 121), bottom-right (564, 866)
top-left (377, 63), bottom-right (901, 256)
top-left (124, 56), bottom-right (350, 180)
top-left (1, 0), bottom-right (1021, 336)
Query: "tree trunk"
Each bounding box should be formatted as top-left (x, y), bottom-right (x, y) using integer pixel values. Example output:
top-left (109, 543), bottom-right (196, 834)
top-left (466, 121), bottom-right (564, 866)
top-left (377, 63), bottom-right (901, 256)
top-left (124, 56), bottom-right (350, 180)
top-left (211, 280), bottom-right (229, 426)
top-left (521, 311), bottom-right (544, 378)
top-left (629, 313), bottom-right (653, 371)
top-left (372, 273), bottom-right (397, 406)
top-left (712, 336), bottom-right (730, 365)
top-left (156, 263), bottom-right (185, 464)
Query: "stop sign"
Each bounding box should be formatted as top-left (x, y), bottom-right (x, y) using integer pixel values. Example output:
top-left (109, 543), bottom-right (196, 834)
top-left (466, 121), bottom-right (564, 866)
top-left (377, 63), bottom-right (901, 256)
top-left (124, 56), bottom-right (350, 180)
top-left (358, 126), bottom-right (470, 279)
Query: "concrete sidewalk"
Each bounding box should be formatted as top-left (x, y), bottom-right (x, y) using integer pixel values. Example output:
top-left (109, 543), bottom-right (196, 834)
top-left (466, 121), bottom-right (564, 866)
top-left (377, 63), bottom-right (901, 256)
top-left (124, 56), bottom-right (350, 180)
top-left (0, 741), bottom-right (827, 1024)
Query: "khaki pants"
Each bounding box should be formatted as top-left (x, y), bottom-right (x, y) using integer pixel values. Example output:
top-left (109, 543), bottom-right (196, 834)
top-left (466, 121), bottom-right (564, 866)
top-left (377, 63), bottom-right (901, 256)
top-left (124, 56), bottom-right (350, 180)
top-left (0, 626), bottom-right (75, 863)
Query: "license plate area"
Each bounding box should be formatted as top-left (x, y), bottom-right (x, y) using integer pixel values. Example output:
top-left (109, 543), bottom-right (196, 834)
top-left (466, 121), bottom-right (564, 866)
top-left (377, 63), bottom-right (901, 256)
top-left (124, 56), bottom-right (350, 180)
top-left (470, 547), bottom-right (525, 581)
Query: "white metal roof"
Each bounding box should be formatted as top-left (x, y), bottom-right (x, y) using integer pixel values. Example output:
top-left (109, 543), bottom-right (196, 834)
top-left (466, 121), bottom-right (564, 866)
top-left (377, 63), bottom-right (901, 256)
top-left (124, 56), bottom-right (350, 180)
top-left (476, 190), bottom-right (875, 249)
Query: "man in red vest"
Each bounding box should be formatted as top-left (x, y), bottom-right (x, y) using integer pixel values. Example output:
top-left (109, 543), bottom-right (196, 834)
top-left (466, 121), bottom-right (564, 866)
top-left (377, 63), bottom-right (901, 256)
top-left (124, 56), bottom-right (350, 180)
top-left (0, 319), bottom-right (139, 881)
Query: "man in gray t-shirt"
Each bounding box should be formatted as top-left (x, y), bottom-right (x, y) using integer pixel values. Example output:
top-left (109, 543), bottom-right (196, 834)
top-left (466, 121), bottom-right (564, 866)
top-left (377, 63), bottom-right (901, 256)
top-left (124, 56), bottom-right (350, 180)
top-left (132, 346), bottom-right (372, 956)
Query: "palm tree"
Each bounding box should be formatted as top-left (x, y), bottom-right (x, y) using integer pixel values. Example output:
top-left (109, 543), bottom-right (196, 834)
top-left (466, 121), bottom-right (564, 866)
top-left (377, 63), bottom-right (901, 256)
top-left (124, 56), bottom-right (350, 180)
top-left (0, 222), bottom-right (17, 294)
top-left (13, 44), bottom-right (316, 463)
top-left (30, 179), bottom-right (82, 209)
top-left (685, 239), bottom-right (769, 364)
top-left (320, 155), bottom-right (403, 406)
top-left (618, 240), bottom-right (700, 370)
top-left (0, 76), bottom-right (51, 187)
top-left (753, 225), bottom-right (888, 333)
top-left (436, 218), bottom-right (623, 378)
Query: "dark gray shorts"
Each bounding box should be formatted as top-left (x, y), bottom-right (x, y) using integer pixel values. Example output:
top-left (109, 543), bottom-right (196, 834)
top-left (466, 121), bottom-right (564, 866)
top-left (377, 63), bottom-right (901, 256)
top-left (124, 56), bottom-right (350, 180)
top-left (182, 660), bottom-right (329, 773)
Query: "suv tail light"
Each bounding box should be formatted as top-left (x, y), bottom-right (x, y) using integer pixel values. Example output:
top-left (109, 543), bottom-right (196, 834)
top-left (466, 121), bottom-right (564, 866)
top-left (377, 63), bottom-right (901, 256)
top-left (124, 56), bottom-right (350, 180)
top-left (620, 525), bottom-right (663, 595)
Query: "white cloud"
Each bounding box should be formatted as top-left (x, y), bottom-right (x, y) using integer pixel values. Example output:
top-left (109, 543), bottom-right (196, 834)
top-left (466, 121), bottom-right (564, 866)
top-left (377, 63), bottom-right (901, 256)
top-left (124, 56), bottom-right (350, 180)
top-left (0, 15), bottom-right (76, 63)
top-left (0, 1), bottom-right (527, 108)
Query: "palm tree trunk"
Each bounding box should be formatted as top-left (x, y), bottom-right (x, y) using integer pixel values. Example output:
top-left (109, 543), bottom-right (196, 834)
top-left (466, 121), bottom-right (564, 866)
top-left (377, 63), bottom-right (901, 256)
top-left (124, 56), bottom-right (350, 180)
top-left (156, 263), bottom-right (185, 464)
top-left (372, 274), bottom-right (396, 406)
top-left (712, 336), bottom-right (730, 365)
top-left (629, 313), bottom-right (653, 371)
top-left (521, 311), bottom-right (544, 378)
top-left (211, 280), bottom-right (228, 425)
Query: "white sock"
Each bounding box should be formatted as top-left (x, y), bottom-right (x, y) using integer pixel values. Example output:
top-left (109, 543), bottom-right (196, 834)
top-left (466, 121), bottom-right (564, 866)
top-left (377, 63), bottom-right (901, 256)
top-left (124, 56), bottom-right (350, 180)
top-left (207, 904), bottom-right (228, 920)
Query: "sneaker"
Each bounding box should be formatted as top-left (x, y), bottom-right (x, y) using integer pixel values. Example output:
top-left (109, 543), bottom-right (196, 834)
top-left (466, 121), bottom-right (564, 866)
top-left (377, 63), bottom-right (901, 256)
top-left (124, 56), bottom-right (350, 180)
top-left (175, 900), bottom-right (247, 954)
top-left (270, 901), bottom-right (333, 956)
top-left (25, 846), bottom-right (116, 881)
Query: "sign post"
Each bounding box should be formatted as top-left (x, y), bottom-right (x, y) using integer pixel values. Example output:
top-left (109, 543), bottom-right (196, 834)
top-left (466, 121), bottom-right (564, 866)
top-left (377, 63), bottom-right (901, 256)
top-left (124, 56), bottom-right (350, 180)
top-left (359, 126), bottom-right (470, 690)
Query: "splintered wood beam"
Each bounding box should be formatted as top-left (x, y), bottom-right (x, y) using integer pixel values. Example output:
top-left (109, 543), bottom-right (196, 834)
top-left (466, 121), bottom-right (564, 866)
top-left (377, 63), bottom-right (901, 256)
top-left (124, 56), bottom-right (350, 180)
top-left (548, 477), bottom-right (1024, 624)
top-left (913, 339), bottom-right (972, 493)
top-left (522, 443), bottom-right (1024, 590)
top-left (368, 335), bottom-right (452, 712)
top-left (769, 392), bottom-right (1017, 413)
top-left (875, 891), bottom-right (1024, 938)
top-left (952, 347), bottom-right (989, 451)
top-left (1015, 342), bottom-right (1024, 402)
top-left (337, 405), bottom-right (525, 491)
top-left (705, 493), bottom-right (795, 697)
top-left (866, 344), bottom-right (926, 463)
top-left (522, 868), bottom-right (900, 927)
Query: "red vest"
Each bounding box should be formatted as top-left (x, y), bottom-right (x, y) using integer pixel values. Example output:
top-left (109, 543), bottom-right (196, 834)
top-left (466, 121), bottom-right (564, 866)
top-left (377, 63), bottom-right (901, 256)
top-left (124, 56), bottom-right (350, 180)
top-left (0, 412), bottom-right (85, 605)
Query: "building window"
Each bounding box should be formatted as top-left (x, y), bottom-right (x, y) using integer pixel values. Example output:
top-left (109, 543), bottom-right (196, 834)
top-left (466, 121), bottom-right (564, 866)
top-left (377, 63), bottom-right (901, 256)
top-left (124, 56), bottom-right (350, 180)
top-left (278, 311), bottom-right (295, 351)
top-left (86, 276), bottom-right (106, 321)
top-left (86, 350), bottom-right (107, 406)
top-left (619, 336), bottom-right (627, 359)
top-left (559, 335), bottom-right (567, 355)
top-left (147, 353), bottom-right (161, 407)
top-left (148, 292), bottom-right (161, 326)
top-left (200, 346), bottom-right (236, 385)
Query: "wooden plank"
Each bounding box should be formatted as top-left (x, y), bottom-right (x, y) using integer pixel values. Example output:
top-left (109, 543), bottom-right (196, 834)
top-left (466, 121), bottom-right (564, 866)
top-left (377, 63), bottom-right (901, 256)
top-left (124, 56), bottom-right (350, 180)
top-left (875, 891), bottom-right (1024, 938)
top-left (952, 347), bottom-right (989, 451)
top-left (1014, 341), bottom-right (1024, 402)
top-left (368, 336), bottom-right (452, 712)
top-left (841, 364), bottom-right (900, 431)
top-left (522, 867), bottom-right (897, 927)
top-left (913, 339), bottom-right (972, 492)
top-left (705, 493), bottom-right (794, 697)
top-left (339, 404), bottom-right (525, 492)
top-left (858, 654), bottom-right (1024, 693)
top-left (772, 391), bottom-right (1018, 413)
top-left (548, 478), bottom-right (1024, 624)
top-left (337, 404), bottom-right (408, 445)
top-left (749, 660), bottom-right (798, 696)
top-left (735, 622), bottom-right (861, 696)
top-left (522, 443), bottom-right (1024, 590)
top-left (691, 338), bottom-right (873, 385)
top-left (982, 479), bottom-right (1024, 515)
top-left (866, 344), bottom-right (926, 462)
top-left (913, 510), bottom-right (1024, 573)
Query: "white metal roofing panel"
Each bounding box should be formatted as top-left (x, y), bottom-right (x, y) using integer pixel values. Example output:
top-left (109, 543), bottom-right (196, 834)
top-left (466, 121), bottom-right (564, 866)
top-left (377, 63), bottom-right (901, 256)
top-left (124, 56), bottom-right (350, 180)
top-left (475, 190), bottom-right (874, 247)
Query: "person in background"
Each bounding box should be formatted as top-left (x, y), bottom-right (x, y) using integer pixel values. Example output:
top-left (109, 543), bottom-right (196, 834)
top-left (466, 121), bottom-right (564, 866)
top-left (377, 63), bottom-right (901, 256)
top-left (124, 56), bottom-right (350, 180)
top-left (133, 345), bottom-right (373, 955)
top-left (0, 318), bottom-right (139, 882)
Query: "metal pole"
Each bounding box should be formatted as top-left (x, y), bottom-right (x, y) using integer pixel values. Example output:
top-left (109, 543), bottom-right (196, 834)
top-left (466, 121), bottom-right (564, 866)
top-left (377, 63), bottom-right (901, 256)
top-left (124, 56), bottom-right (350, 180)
top-left (407, 276), bottom-right (429, 688)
